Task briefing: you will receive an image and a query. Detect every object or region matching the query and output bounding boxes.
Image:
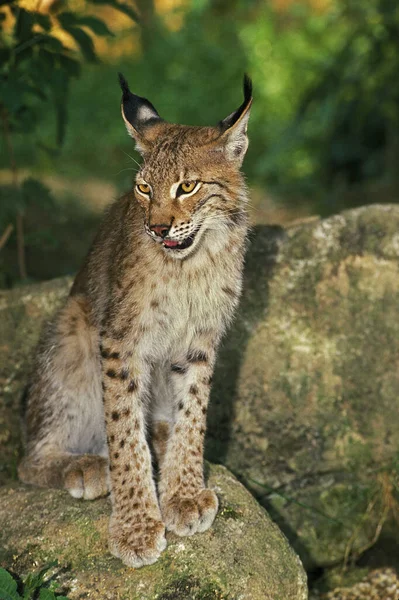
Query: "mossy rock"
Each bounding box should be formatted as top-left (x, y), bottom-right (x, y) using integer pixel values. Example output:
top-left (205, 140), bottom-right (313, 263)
top-left (2, 204), bottom-right (399, 570)
top-left (0, 464), bottom-right (307, 600)
top-left (207, 205), bottom-right (399, 568)
top-left (0, 277), bottom-right (72, 485)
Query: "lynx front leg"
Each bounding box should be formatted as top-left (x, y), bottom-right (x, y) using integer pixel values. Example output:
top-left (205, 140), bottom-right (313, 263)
top-left (101, 338), bottom-right (166, 567)
top-left (159, 343), bottom-right (218, 536)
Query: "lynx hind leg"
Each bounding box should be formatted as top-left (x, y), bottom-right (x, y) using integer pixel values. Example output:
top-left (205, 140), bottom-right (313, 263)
top-left (63, 454), bottom-right (109, 499)
top-left (18, 451), bottom-right (109, 500)
top-left (20, 295), bottom-right (108, 500)
top-left (150, 363), bottom-right (174, 468)
top-left (151, 421), bottom-right (171, 467)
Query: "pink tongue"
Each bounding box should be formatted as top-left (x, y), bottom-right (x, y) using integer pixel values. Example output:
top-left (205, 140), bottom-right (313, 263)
top-left (164, 240), bottom-right (180, 248)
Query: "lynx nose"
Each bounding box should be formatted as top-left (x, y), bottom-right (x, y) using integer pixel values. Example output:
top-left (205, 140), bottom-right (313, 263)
top-left (150, 224), bottom-right (170, 238)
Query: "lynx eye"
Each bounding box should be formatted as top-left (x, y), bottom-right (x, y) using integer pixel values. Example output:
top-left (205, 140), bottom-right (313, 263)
top-left (137, 183), bottom-right (151, 194)
top-left (179, 181), bottom-right (197, 195)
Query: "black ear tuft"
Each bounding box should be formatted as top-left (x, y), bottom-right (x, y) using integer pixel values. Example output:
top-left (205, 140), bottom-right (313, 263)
top-left (217, 74), bottom-right (253, 164)
top-left (118, 72), bottom-right (130, 99)
top-left (219, 74), bottom-right (253, 133)
top-left (243, 73), bottom-right (253, 105)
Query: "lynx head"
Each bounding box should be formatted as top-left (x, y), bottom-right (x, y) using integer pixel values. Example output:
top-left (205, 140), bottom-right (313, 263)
top-left (119, 73), bottom-right (252, 259)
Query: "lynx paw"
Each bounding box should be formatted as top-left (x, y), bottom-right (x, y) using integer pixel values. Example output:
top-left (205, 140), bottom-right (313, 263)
top-left (162, 489), bottom-right (218, 536)
top-left (63, 455), bottom-right (109, 500)
top-left (109, 516), bottom-right (167, 568)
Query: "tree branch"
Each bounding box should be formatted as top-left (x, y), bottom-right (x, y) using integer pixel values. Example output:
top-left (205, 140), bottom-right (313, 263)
top-left (0, 223), bottom-right (14, 251)
top-left (0, 104), bottom-right (27, 279)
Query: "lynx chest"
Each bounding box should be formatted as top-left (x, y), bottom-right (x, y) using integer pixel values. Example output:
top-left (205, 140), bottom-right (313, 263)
top-left (128, 243), bottom-right (243, 356)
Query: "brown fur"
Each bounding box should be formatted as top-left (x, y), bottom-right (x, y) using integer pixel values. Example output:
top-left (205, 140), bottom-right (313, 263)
top-left (18, 75), bottom-right (252, 567)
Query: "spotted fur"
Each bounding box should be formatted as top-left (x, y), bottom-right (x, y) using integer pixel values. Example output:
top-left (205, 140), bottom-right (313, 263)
top-left (18, 74), bottom-right (252, 568)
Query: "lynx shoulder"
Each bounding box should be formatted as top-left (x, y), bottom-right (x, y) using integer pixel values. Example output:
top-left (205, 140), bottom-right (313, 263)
top-left (18, 74), bottom-right (252, 568)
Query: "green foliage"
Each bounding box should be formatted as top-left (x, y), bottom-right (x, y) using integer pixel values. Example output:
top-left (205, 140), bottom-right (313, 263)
top-left (3, 0), bottom-right (398, 197)
top-left (88, 0), bottom-right (139, 22)
top-left (0, 177), bottom-right (55, 224)
top-left (0, 177), bottom-right (100, 288)
top-left (0, 0), bottom-right (137, 285)
top-left (0, 177), bottom-right (59, 286)
top-left (0, 0), bottom-right (136, 147)
top-left (2, 4), bottom-right (76, 146)
top-left (266, 0), bottom-right (399, 204)
top-left (0, 563), bottom-right (69, 599)
top-left (128, 0), bottom-right (399, 206)
top-left (0, 567), bottom-right (18, 600)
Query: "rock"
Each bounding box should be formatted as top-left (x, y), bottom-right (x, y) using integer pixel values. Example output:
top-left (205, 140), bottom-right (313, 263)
top-left (312, 568), bottom-right (399, 600)
top-left (0, 464), bottom-right (307, 600)
top-left (2, 204), bottom-right (399, 571)
top-left (0, 277), bottom-right (72, 485)
top-left (207, 204), bottom-right (399, 568)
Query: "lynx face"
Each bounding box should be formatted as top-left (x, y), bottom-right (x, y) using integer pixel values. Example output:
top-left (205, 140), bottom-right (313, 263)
top-left (119, 74), bottom-right (252, 259)
top-left (137, 171), bottom-right (217, 258)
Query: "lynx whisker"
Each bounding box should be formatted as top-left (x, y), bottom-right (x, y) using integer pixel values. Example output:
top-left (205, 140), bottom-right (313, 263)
top-left (115, 167), bottom-right (139, 175)
top-left (123, 151), bottom-right (143, 169)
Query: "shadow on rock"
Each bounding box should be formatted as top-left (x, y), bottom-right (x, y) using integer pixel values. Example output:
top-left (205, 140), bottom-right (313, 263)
top-left (206, 224), bottom-right (285, 465)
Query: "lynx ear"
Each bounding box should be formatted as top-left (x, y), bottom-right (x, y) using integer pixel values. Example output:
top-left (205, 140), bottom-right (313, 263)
top-left (118, 73), bottom-right (162, 153)
top-left (218, 74), bottom-right (253, 165)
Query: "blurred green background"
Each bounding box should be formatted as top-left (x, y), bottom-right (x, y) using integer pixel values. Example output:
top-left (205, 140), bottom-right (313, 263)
top-left (1, 0), bottom-right (399, 287)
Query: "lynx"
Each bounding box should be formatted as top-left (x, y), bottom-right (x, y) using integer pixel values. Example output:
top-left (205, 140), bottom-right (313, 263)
top-left (18, 73), bottom-right (252, 567)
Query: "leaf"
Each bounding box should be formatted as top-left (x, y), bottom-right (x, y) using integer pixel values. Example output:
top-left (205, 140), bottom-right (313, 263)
top-left (22, 562), bottom-right (58, 599)
top-left (75, 15), bottom-right (114, 36)
top-left (0, 568), bottom-right (21, 600)
top-left (57, 11), bottom-right (113, 36)
top-left (13, 32), bottom-right (66, 56)
top-left (14, 8), bottom-right (35, 43)
top-left (60, 25), bottom-right (97, 62)
top-left (87, 0), bottom-right (139, 23)
top-left (38, 589), bottom-right (57, 600)
top-left (56, 10), bottom-right (77, 28)
top-left (0, 589), bottom-right (20, 600)
top-left (59, 54), bottom-right (81, 78)
top-left (33, 33), bottom-right (66, 53)
top-left (34, 13), bottom-right (51, 31)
